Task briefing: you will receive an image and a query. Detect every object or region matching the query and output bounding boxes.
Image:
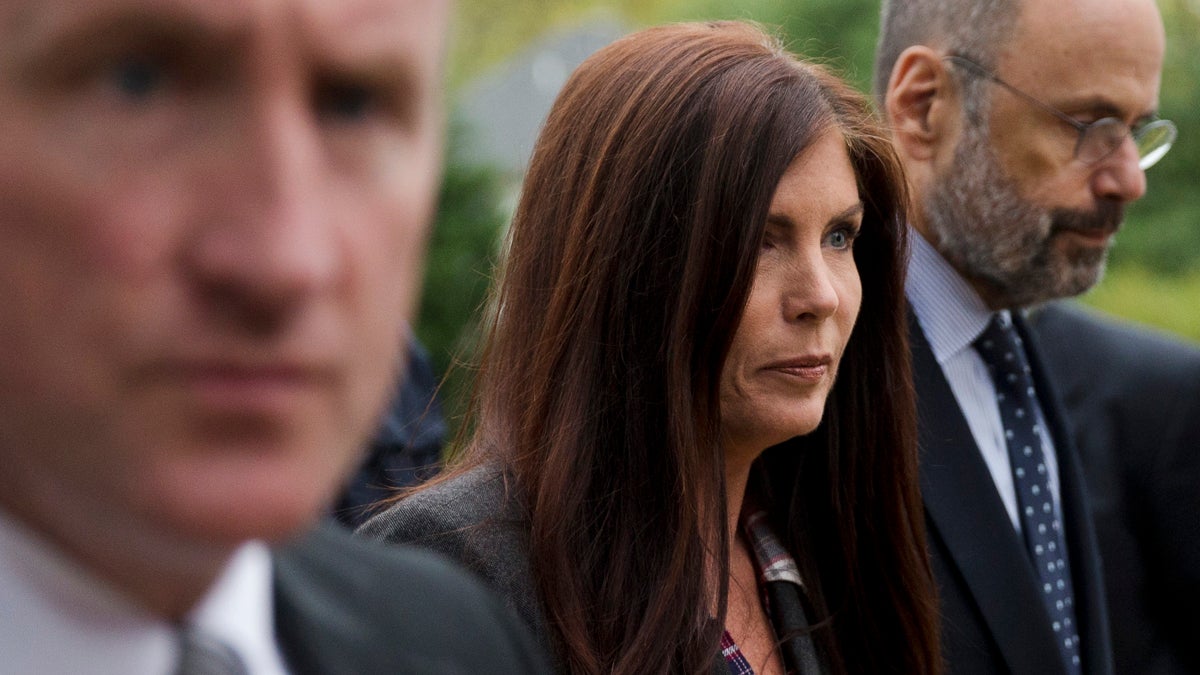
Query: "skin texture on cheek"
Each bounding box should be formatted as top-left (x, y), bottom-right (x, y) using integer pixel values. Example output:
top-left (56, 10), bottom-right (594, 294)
top-left (922, 121), bottom-right (1111, 309)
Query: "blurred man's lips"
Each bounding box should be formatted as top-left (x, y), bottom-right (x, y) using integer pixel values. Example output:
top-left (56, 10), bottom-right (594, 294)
top-left (142, 360), bottom-right (334, 412)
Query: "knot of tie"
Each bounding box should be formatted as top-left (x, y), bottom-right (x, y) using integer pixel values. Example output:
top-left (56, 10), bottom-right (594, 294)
top-left (974, 313), bottom-right (1037, 403)
top-left (174, 626), bottom-right (248, 675)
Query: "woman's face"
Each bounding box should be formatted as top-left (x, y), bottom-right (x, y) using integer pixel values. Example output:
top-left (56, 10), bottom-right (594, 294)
top-left (720, 129), bottom-right (863, 458)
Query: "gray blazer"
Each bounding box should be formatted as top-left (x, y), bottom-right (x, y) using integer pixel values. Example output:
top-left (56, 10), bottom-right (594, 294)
top-left (273, 520), bottom-right (551, 674)
top-left (356, 466), bottom-right (551, 645)
top-left (359, 465), bottom-right (826, 675)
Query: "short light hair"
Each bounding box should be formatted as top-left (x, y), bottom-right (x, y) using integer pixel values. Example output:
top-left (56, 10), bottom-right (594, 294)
top-left (873, 0), bottom-right (1021, 120)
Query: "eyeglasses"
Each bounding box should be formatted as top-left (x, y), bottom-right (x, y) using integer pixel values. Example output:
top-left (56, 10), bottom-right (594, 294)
top-left (944, 54), bottom-right (1177, 170)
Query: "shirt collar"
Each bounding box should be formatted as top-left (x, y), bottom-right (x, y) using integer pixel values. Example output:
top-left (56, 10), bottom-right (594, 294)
top-left (741, 509), bottom-right (804, 589)
top-left (906, 229), bottom-right (1001, 364)
top-left (0, 506), bottom-right (283, 674)
top-left (185, 539), bottom-right (283, 674)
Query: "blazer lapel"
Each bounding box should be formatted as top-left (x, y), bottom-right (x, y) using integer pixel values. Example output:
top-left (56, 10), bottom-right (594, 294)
top-left (763, 580), bottom-right (824, 674)
top-left (910, 314), bottom-right (1067, 674)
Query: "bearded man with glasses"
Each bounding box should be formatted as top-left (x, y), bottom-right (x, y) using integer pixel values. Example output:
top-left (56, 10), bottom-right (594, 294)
top-left (875, 0), bottom-right (1190, 673)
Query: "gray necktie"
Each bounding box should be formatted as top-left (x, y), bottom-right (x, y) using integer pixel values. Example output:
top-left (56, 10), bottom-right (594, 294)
top-left (174, 626), bottom-right (249, 675)
top-left (975, 313), bottom-right (1082, 675)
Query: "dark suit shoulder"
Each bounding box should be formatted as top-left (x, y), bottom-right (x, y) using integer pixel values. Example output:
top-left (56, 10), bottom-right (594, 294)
top-left (1031, 302), bottom-right (1200, 673)
top-left (1032, 302), bottom-right (1200, 389)
top-left (273, 522), bottom-right (550, 675)
top-left (1031, 302), bottom-right (1200, 483)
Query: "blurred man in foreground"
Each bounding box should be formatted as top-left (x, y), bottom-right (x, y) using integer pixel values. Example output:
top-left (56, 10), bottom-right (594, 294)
top-left (0, 0), bottom-right (548, 672)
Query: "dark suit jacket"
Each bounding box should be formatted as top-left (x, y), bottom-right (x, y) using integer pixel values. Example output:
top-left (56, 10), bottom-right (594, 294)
top-left (1031, 302), bottom-right (1200, 675)
top-left (910, 312), bottom-right (1114, 675)
top-left (358, 465), bottom-right (825, 675)
top-left (272, 521), bottom-right (550, 674)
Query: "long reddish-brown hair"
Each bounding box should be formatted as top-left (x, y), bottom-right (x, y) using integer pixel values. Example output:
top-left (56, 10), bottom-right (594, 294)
top-left (442, 21), bottom-right (937, 675)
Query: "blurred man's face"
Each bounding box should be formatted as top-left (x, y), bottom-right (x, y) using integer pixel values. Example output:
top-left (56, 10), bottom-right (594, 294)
top-left (0, 0), bottom-right (447, 550)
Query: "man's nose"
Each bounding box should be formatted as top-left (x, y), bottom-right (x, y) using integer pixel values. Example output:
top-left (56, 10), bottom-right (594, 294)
top-left (185, 89), bottom-right (341, 332)
top-left (1090, 136), bottom-right (1148, 204)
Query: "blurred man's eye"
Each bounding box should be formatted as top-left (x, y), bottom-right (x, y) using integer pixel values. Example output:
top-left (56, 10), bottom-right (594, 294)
top-left (315, 80), bottom-right (377, 123)
top-left (107, 55), bottom-right (168, 101)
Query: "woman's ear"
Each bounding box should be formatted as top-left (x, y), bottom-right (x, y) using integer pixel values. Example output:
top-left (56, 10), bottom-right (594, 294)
top-left (884, 46), bottom-right (960, 164)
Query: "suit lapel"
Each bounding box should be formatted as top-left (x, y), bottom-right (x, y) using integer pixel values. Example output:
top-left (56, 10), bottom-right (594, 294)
top-left (910, 314), bottom-right (1067, 674)
top-left (763, 580), bottom-right (824, 674)
top-left (271, 525), bottom-right (383, 675)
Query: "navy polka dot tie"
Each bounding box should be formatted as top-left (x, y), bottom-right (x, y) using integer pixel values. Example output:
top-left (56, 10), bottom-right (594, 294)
top-left (975, 314), bottom-right (1082, 675)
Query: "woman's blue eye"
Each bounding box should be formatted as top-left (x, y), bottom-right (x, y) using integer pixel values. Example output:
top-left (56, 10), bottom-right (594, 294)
top-left (827, 230), bottom-right (850, 249)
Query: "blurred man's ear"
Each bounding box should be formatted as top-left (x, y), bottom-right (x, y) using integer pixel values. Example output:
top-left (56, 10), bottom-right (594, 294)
top-left (885, 46), bottom-right (961, 165)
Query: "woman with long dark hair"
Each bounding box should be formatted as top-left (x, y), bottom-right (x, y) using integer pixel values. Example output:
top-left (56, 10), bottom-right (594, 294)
top-left (362, 21), bottom-right (939, 675)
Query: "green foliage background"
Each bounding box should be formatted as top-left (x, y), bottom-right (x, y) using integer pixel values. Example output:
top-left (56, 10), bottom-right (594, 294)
top-left (420, 0), bottom-right (1200, 419)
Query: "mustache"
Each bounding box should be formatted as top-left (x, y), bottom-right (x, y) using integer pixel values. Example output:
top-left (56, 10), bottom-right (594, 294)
top-left (1049, 201), bottom-right (1125, 236)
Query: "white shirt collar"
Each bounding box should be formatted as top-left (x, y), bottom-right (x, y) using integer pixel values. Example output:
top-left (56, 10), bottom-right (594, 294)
top-left (186, 538), bottom-right (288, 675)
top-left (904, 228), bottom-right (1059, 531)
top-left (0, 507), bottom-right (288, 674)
top-left (906, 229), bottom-right (1004, 362)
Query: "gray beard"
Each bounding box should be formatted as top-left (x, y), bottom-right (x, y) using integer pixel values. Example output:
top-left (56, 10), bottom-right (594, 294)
top-left (921, 124), bottom-right (1117, 309)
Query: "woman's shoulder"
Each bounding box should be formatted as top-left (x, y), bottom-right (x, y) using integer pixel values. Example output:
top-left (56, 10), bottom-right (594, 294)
top-left (354, 462), bottom-right (530, 584)
top-left (356, 462), bottom-right (515, 544)
top-left (357, 462), bottom-right (547, 641)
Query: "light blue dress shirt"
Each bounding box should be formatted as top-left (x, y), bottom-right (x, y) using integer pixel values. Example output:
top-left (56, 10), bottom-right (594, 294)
top-left (906, 230), bottom-right (1062, 532)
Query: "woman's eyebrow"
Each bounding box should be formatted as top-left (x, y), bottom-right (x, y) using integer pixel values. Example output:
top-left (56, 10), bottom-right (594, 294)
top-left (826, 202), bottom-right (864, 226)
top-left (766, 201), bottom-right (864, 231)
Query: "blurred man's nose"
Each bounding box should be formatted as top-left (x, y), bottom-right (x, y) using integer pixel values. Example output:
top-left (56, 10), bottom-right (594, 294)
top-left (184, 84), bottom-right (342, 332)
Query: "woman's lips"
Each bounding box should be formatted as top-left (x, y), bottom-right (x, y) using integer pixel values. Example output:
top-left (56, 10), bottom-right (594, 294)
top-left (763, 355), bottom-right (832, 381)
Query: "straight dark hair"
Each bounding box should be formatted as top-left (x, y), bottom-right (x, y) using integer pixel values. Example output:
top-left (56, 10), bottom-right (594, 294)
top-left (442, 21), bottom-right (938, 675)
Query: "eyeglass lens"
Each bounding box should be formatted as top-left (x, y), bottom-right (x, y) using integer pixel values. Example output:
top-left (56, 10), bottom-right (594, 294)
top-left (1134, 119), bottom-right (1177, 170)
top-left (1080, 117), bottom-right (1177, 170)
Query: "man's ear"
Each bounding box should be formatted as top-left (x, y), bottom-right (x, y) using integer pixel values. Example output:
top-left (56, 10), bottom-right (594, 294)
top-left (885, 46), bottom-right (959, 163)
